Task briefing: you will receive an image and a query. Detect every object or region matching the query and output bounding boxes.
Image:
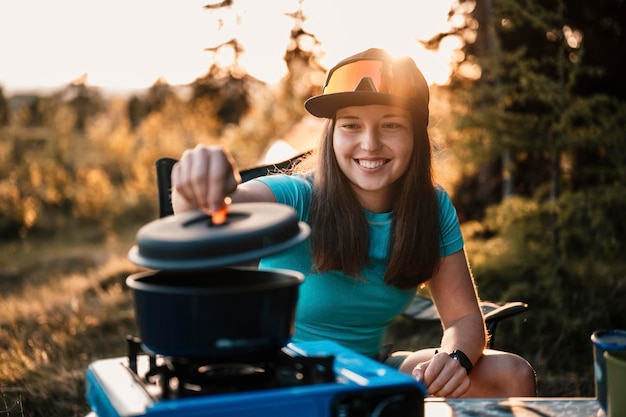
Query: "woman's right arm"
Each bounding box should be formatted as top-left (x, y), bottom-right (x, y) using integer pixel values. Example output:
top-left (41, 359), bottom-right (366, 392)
top-left (171, 145), bottom-right (276, 214)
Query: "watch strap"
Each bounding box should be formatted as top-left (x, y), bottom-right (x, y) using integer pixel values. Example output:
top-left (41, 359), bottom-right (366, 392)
top-left (449, 349), bottom-right (473, 375)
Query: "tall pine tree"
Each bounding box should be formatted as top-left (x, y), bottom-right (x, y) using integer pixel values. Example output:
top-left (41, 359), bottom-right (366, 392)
top-left (445, 0), bottom-right (626, 390)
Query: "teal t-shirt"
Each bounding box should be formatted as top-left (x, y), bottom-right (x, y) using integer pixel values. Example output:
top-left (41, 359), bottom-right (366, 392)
top-left (255, 174), bottom-right (464, 357)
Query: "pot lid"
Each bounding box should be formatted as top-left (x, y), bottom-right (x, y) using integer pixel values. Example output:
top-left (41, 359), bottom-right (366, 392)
top-left (128, 202), bottom-right (310, 270)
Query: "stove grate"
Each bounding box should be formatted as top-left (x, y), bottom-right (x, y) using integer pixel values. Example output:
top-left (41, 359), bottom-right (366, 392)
top-left (125, 335), bottom-right (336, 399)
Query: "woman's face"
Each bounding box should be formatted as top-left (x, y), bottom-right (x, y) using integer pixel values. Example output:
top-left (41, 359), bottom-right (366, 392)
top-left (333, 104), bottom-right (414, 212)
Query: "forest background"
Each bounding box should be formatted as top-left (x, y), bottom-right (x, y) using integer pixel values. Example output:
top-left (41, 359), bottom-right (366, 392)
top-left (1, 0), bottom-right (625, 415)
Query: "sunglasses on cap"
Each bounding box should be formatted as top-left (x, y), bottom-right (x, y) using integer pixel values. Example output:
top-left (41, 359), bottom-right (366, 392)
top-left (323, 59), bottom-right (420, 99)
top-left (305, 49), bottom-right (430, 120)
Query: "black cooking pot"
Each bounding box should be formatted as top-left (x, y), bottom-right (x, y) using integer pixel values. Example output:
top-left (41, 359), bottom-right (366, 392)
top-left (126, 267), bottom-right (303, 360)
top-left (127, 202), bottom-right (310, 360)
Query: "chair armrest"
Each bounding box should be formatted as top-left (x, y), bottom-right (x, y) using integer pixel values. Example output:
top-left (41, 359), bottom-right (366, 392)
top-left (402, 296), bottom-right (530, 349)
top-left (483, 302), bottom-right (529, 348)
top-left (483, 301), bottom-right (529, 323)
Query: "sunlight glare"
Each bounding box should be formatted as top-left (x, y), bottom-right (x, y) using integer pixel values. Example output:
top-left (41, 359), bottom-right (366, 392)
top-left (300, 0), bottom-right (459, 86)
top-left (262, 140), bottom-right (298, 164)
top-left (0, 0), bottom-right (461, 91)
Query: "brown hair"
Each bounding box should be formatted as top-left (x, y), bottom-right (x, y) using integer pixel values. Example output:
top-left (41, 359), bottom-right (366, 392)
top-left (306, 116), bottom-right (441, 290)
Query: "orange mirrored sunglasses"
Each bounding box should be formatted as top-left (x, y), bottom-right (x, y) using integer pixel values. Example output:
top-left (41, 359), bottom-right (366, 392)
top-left (323, 59), bottom-right (417, 98)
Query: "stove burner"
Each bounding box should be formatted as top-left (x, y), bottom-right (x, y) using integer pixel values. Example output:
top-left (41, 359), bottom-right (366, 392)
top-left (198, 363), bottom-right (267, 377)
top-left (125, 335), bottom-right (336, 399)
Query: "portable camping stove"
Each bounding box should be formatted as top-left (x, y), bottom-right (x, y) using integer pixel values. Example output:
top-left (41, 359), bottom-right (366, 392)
top-left (85, 338), bottom-right (425, 417)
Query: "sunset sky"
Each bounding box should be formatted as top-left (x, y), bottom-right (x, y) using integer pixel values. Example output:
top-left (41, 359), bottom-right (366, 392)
top-left (0, 1), bottom-right (460, 93)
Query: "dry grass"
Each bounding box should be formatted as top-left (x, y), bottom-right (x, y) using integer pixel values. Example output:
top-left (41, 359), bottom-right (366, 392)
top-left (0, 227), bottom-right (141, 417)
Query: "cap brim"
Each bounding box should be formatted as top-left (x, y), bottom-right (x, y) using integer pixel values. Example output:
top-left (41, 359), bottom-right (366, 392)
top-left (304, 92), bottom-right (415, 118)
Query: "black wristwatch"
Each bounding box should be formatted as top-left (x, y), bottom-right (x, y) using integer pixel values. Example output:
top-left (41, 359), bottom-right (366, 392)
top-left (449, 350), bottom-right (473, 375)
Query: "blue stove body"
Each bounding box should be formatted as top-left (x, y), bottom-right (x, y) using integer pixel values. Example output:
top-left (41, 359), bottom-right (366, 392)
top-left (85, 340), bottom-right (425, 417)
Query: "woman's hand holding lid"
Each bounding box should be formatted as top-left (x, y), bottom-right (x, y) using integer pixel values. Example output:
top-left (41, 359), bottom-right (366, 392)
top-left (171, 145), bottom-right (241, 215)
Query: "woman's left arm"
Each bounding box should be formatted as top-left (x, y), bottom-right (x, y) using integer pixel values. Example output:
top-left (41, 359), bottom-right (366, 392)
top-left (429, 249), bottom-right (487, 363)
top-left (413, 249), bottom-right (486, 396)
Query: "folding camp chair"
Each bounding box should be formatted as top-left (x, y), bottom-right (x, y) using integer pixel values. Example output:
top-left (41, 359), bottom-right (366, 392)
top-left (154, 154), bottom-right (528, 349)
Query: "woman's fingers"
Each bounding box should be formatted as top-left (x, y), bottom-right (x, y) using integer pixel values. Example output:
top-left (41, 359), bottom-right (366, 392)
top-left (171, 145), bottom-right (239, 212)
top-left (205, 147), bottom-right (237, 212)
top-left (172, 147), bottom-right (205, 208)
top-left (417, 352), bottom-right (471, 398)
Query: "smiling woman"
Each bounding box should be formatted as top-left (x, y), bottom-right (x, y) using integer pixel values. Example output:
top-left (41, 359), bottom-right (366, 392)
top-left (0, 0), bottom-right (458, 93)
top-left (332, 105), bottom-right (415, 213)
top-left (169, 47), bottom-right (538, 398)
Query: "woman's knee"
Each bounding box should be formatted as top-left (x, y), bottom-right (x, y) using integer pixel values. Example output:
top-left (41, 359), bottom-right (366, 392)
top-left (474, 351), bottom-right (537, 397)
top-left (392, 348), bottom-right (437, 374)
top-left (511, 354), bottom-right (537, 396)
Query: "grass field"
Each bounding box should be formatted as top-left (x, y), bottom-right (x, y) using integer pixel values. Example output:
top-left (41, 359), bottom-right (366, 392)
top-left (0, 225), bottom-right (142, 417)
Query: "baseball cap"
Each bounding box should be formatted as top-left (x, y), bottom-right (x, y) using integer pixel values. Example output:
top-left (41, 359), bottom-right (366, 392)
top-left (304, 48), bottom-right (430, 124)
